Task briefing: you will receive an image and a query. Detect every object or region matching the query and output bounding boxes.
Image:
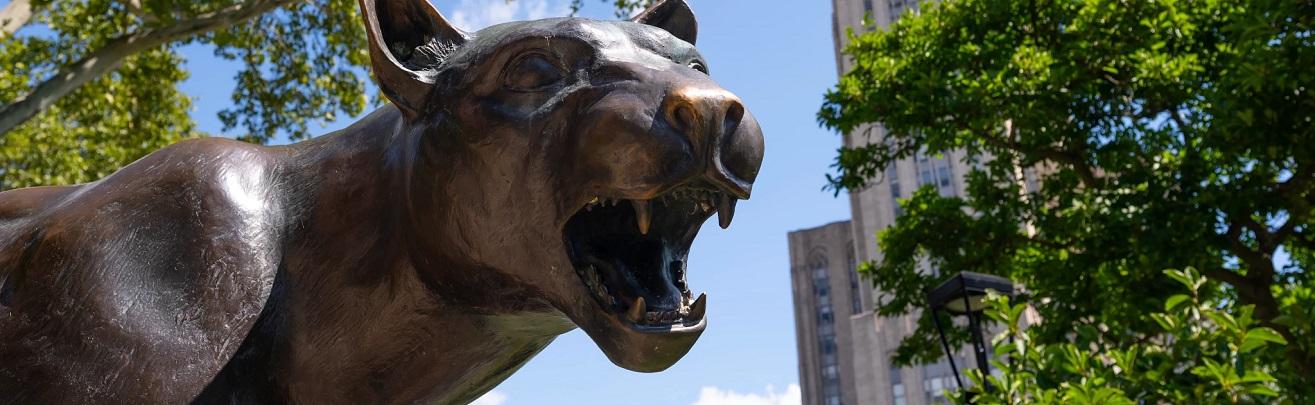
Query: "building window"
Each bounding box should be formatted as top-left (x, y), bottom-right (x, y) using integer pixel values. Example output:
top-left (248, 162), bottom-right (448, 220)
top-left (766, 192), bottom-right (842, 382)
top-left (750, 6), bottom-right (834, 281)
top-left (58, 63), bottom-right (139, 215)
top-left (937, 161), bottom-right (952, 187)
top-left (847, 250), bottom-right (862, 314)
top-left (935, 159), bottom-right (956, 197)
top-left (818, 319), bottom-right (835, 336)
top-left (813, 251), bottom-right (843, 401)
top-left (913, 149), bottom-right (958, 198)
top-left (889, 160), bottom-right (905, 220)
top-left (823, 380), bottom-right (842, 405)
top-left (821, 340), bottom-right (834, 354)
top-left (887, 164), bottom-right (901, 198)
top-left (891, 365), bottom-right (906, 405)
top-left (915, 150), bottom-right (935, 187)
top-left (924, 377), bottom-right (947, 404)
top-left (924, 360), bottom-right (955, 404)
top-left (889, 0), bottom-right (920, 20)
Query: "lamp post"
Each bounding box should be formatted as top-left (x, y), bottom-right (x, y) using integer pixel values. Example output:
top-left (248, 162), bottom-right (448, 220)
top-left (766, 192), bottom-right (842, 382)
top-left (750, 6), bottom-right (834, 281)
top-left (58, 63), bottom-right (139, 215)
top-left (927, 271), bottom-right (1015, 394)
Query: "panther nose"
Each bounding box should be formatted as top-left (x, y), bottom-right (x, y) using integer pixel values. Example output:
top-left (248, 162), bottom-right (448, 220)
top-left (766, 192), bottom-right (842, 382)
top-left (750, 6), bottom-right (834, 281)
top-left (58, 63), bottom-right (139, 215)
top-left (662, 87), bottom-right (764, 199)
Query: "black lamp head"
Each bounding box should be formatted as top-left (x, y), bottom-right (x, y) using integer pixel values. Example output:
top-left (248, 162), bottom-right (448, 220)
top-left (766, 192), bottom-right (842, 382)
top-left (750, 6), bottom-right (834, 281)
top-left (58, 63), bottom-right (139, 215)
top-left (927, 271), bottom-right (1016, 314)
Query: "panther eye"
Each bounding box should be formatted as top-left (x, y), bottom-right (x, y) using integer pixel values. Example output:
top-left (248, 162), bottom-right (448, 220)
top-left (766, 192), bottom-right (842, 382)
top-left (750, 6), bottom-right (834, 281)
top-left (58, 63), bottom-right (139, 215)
top-left (505, 52), bottom-right (567, 91)
top-left (688, 60), bottom-right (708, 75)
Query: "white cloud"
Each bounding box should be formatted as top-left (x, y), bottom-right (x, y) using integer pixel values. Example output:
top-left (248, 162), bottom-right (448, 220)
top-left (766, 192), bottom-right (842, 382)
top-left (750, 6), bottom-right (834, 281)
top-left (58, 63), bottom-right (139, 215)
top-left (692, 384), bottom-right (802, 405)
top-left (447, 0), bottom-right (571, 31)
top-left (470, 390), bottom-right (509, 405)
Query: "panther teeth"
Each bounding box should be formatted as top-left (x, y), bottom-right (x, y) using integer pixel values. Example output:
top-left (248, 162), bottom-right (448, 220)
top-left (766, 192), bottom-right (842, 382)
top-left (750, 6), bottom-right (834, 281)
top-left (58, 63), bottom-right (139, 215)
top-left (582, 185), bottom-right (735, 234)
top-left (717, 193), bottom-right (735, 229)
top-left (632, 200), bottom-right (652, 235)
top-left (577, 264), bottom-right (705, 326)
top-left (627, 297), bottom-right (646, 323)
top-left (574, 185), bottom-right (727, 326)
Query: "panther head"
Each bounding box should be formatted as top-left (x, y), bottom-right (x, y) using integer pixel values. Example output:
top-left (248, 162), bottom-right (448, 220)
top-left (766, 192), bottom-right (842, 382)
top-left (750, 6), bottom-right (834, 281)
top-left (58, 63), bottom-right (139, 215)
top-left (359, 0), bottom-right (764, 372)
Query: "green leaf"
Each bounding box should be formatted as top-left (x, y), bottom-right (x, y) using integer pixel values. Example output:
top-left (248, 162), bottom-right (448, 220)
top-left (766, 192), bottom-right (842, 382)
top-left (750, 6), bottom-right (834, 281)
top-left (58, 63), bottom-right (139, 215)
top-left (1163, 269), bottom-right (1193, 289)
top-left (1240, 328), bottom-right (1288, 353)
top-left (1150, 313), bottom-right (1177, 331)
top-left (1205, 311), bottom-right (1240, 332)
top-left (1165, 294), bottom-right (1191, 311)
top-left (1247, 385), bottom-right (1280, 397)
top-left (1240, 370), bottom-right (1278, 384)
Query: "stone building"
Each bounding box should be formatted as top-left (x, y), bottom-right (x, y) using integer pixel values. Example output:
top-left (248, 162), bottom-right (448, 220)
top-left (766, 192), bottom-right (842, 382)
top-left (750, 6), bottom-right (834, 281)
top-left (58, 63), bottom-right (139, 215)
top-left (787, 1), bottom-right (985, 404)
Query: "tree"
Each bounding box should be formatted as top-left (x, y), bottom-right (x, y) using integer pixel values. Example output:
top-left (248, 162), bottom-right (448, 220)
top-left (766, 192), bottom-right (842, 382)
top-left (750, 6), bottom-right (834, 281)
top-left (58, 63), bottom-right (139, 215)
top-left (818, 0), bottom-right (1314, 398)
top-left (0, 0), bottom-right (367, 189)
top-left (0, 0), bottom-right (647, 189)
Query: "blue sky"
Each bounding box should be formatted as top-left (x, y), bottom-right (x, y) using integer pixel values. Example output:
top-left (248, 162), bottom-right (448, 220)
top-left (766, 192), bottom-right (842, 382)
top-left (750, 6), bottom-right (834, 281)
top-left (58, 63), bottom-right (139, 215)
top-left (176, 0), bottom-right (851, 403)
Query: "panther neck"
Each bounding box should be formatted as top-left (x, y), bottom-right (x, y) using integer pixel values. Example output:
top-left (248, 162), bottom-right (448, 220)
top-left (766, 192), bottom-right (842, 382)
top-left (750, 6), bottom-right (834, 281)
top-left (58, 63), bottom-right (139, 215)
top-left (254, 106), bottom-right (570, 402)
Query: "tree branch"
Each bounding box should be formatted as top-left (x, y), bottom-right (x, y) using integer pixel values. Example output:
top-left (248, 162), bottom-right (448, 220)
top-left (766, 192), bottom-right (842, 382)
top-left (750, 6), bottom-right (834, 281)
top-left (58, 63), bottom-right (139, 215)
top-left (1236, 214), bottom-right (1279, 254)
top-left (1276, 164), bottom-right (1315, 198)
top-left (1168, 108), bottom-right (1195, 139)
top-left (1199, 267), bottom-right (1250, 290)
top-left (0, 0), bottom-right (293, 137)
top-left (976, 127), bottom-right (1101, 188)
top-left (0, 0), bottom-right (32, 35)
top-left (1222, 220), bottom-right (1275, 277)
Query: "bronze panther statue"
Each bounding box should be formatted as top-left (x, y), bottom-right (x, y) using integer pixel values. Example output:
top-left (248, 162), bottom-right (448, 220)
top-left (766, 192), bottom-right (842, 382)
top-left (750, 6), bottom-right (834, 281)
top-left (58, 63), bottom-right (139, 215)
top-left (0, 0), bottom-right (763, 403)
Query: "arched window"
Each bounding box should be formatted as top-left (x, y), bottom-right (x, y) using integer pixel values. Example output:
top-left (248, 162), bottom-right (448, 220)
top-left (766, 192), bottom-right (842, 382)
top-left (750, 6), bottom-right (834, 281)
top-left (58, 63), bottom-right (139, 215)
top-left (847, 247), bottom-right (862, 314)
top-left (810, 247), bottom-right (843, 404)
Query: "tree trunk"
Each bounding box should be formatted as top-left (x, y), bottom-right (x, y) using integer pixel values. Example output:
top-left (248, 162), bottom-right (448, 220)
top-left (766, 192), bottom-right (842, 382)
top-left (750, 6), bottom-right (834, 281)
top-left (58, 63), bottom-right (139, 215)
top-left (0, 0), bottom-right (293, 137)
top-left (0, 0), bottom-right (32, 35)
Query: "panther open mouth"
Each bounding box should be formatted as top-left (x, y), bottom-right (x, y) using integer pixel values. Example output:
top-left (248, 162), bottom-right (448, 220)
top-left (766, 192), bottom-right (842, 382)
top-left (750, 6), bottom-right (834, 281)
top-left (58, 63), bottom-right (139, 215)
top-left (564, 180), bottom-right (736, 331)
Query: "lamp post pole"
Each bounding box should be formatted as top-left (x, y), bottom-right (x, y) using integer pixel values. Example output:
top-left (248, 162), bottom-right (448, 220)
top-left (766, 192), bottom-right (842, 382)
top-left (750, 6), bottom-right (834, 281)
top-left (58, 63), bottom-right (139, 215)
top-left (961, 289), bottom-right (992, 392)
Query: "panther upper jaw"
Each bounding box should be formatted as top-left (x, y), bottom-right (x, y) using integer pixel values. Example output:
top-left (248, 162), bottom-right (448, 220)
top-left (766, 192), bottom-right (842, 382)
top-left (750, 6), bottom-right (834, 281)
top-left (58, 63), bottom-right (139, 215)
top-left (562, 180), bottom-right (737, 336)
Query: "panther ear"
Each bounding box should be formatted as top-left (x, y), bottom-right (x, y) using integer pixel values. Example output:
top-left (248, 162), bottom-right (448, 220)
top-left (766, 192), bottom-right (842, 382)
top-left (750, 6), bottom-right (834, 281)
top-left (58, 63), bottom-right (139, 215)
top-left (632, 0), bottom-right (698, 45)
top-left (359, 0), bottom-right (468, 118)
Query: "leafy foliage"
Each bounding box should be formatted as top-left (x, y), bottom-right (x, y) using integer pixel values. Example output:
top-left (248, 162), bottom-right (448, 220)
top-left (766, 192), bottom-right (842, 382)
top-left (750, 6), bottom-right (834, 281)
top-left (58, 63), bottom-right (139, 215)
top-left (955, 269), bottom-right (1287, 404)
top-left (207, 0), bottom-right (370, 143)
top-left (0, 0), bottom-right (640, 190)
top-left (0, 1), bottom-right (196, 188)
top-left (0, 0), bottom-right (367, 189)
top-left (818, 0), bottom-right (1314, 397)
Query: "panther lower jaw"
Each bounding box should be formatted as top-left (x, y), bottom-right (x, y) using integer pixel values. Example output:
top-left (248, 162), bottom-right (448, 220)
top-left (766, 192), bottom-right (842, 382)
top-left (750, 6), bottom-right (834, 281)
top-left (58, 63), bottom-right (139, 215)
top-left (592, 307), bottom-right (708, 372)
top-left (570, 257), bottom-right (709, 372)
top-left (566, 262), bottom-right (711, 372)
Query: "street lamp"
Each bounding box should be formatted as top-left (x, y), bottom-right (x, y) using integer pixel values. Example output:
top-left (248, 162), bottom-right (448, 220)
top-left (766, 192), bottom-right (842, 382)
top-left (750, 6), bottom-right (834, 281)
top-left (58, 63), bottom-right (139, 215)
top-left (927, 271), bottom-right (1015, 394)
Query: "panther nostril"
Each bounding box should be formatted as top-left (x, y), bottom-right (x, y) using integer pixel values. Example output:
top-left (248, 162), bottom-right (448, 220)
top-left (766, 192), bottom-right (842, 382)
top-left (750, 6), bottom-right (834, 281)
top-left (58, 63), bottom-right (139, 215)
top-left (667, 102), bottom-right (699, 133)
top-left (722, 101), bottom-right (744, 136)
